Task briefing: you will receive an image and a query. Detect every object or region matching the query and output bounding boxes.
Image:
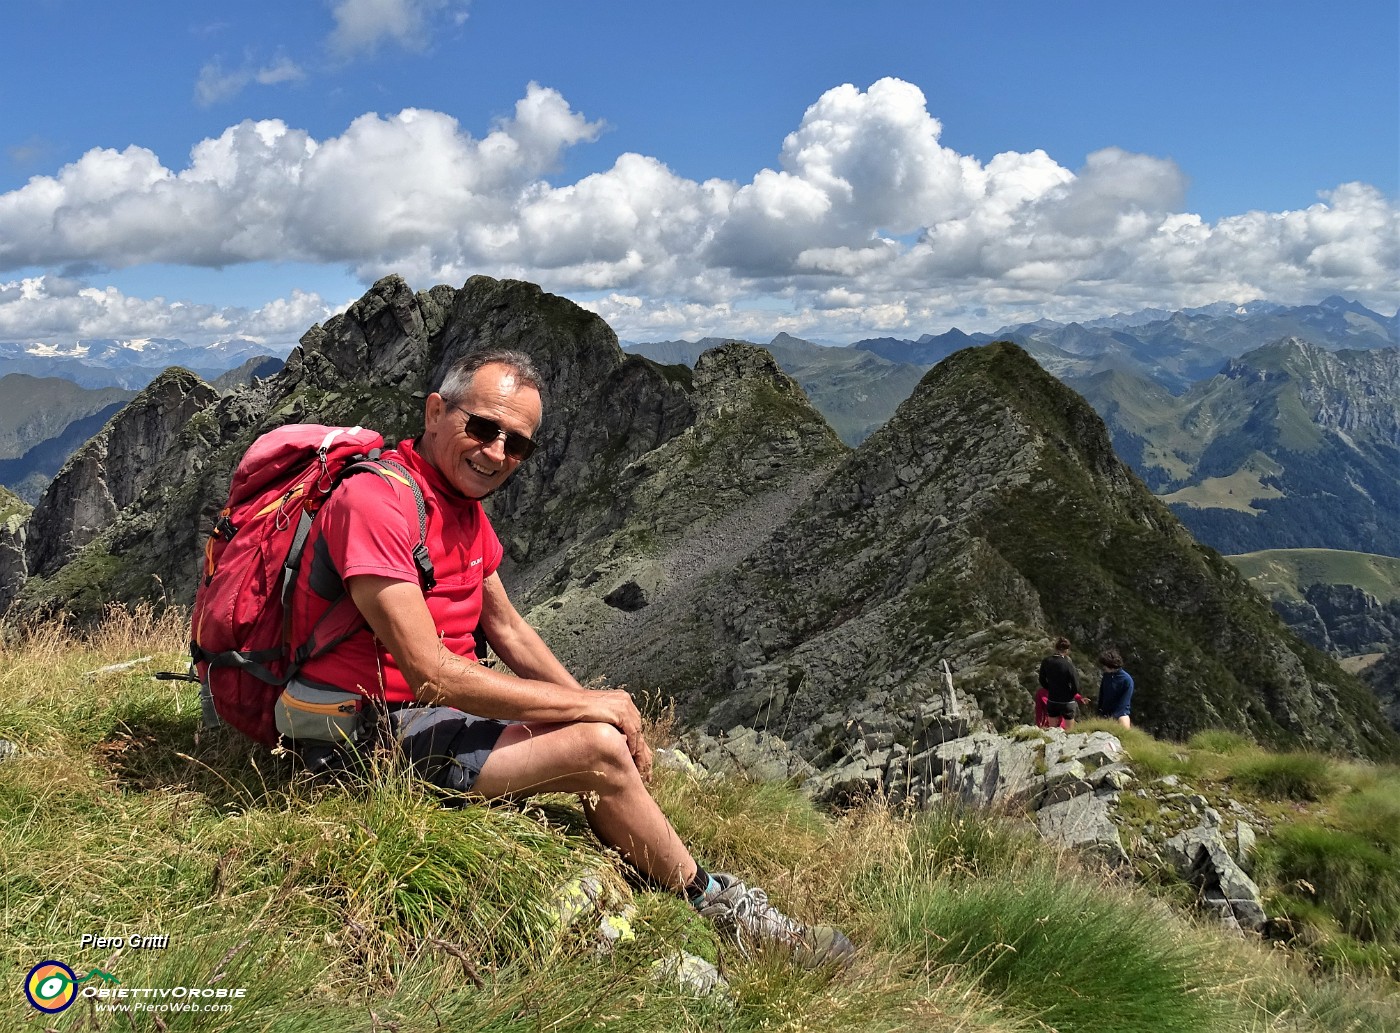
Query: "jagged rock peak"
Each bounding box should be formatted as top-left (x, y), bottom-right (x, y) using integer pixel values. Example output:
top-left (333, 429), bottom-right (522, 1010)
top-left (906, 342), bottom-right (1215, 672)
top-left (851, 340), bottom-right (1143, 516)
top-left (16, 274), bottom-right (685, 614)
top-left (678, 341), bottom-right (846, 477)
top-left (24, 367), bottom-right (217, 579)
top-left (284, 274), bottom-right (628, 406)
top-left (909, 340), bottom-right (1126, 468)
top-left (692, 341), bottom-right (811, 415)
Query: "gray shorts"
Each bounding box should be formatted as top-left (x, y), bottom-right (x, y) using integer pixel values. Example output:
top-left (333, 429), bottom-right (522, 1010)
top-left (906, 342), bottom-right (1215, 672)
top-left (390, 706), bottom-right (510, 792)
top-left (1046, 698), bottom-right (1079, 721)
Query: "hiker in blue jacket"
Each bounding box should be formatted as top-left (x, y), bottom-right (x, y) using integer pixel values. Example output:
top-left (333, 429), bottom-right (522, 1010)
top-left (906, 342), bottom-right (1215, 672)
top-left (1095, 648), bottom-right (1134, 729)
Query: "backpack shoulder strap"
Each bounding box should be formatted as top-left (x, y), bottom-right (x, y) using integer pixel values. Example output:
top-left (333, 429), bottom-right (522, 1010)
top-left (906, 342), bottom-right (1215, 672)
top-left (287, 457), bottom-right (438, 673)
top-left (338, 458), bottom-right (436, 591)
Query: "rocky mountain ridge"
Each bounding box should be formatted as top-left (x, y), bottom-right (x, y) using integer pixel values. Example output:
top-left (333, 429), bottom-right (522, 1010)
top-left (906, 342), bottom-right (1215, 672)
top-left (631, 310), bottom-right (1400, 563)
top-left (1077, 339), bottom-right (1400, 558)
top-left (10, 276), bottom-right (1396, 762)
top-left (624, 333), bottom-right (926, 446)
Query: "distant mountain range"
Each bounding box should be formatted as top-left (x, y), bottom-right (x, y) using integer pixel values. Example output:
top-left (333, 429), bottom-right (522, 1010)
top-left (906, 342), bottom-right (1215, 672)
top-left (0, 337), bottom-right (284, 389)
top-left (1074, 339), bottom-right (1400, 556)
top-left (11, 275), bottom-right (1394, 758)
top-left (628, 296), bottom-right (1396, 423)
top-left (850, 295), bottom-right (1397, 389)
top-left (628, 297), bottom-right (1400, 560)
top-left (1227, 548), bottom-right (1400, 661)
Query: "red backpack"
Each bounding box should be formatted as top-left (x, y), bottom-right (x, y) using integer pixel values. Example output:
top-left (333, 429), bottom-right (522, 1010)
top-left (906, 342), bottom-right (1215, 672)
top-left (190, 424), bottom-right (434, 745)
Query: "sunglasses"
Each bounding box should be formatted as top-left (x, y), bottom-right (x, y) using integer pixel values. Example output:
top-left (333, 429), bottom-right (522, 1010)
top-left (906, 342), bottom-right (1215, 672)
top-left (445, 402), bottom-right (538, 461)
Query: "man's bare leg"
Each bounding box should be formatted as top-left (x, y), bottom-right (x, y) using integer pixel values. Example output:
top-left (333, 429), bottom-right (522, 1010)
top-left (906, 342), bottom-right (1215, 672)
top-left (473, 719), bottom-right (857, 968)
top-left (472, 720), bottom-right (698, 891)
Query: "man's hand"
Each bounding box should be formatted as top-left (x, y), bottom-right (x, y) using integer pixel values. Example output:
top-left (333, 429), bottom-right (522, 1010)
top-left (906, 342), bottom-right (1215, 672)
top-left (349, 574), bottom-right (655, 779)
top-left (632, 737), bottom-right (654, 784)
top-left (587, 689), bottom-right (653, 782)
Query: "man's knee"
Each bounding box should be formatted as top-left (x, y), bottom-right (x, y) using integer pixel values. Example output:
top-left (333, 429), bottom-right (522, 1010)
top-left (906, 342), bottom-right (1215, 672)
top-left (571, 721), bottom-right (633, 771)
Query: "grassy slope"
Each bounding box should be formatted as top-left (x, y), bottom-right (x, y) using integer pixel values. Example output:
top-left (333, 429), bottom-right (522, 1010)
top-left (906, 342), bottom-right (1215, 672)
top-left (1, 610), bottom-right (1396, 1033)
top-left (1228, 549), bottom-right (1400, 604)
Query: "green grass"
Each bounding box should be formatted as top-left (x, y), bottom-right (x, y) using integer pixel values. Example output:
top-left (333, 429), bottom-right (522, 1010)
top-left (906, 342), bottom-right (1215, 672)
top-left (1228, 752), bottom-right (1341, 801)
top-left (857, 802), bottom-right (1236, 1033)
top-left (1227, 548), bottom-right (1400, 605)
top-left (1109, 724), bottom-right (1198, 778)
top-left (1337, 774), bottom-right (1400, 852)
top-left (3, 608), bottom-right (1399, 1031)
top-left (1255, 823), bottom-right (1400, 947)
top-left (884, 872), bottom-right (1231, 1033)
top-left (1187, 729), bottom-right (1257, 755)
top-left (1160, 464), bottom-right (1284, 514)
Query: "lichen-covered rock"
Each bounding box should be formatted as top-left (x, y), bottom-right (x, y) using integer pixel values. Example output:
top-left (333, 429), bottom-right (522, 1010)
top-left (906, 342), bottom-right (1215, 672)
top-left (1164, 821), bottom-right (1267, 932)
top-left (688, 727), bottom-right (820, 789)
top-left (0, 488), bottom-right (30, 612)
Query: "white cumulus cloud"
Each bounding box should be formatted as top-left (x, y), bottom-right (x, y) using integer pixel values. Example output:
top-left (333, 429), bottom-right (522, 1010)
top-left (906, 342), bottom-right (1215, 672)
top-left (327, 0), bottom-right (469, 58)
top-left (0, 275), bottom-right (338, 352)
top-left (1, 77), bottom-right (1394, 345)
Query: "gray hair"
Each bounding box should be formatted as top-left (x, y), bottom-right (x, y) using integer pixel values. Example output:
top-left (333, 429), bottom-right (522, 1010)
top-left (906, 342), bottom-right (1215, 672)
top-left (437, 349), bottom-right (546, 405)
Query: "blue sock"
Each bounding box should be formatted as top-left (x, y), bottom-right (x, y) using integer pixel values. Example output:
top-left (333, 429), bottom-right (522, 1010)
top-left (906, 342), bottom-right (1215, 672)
top-left (686, 867), bottom-right (718, 905)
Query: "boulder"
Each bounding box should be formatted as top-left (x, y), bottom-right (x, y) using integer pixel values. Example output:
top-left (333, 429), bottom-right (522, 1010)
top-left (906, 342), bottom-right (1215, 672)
top-left (934, 732), bottom-right (1042, 808)
top-left (688, 728), bottom-right (819, 790)
top-left (1163, 822), bottom-right (1266, 932)
top-left (1037, 790), bottom-right (1128, 866)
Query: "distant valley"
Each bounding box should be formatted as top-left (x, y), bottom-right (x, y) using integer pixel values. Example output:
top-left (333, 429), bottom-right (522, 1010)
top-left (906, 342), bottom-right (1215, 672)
top-left (0, 342), bottom-right (284, 502)
top-left (0, 376), bottom-right (135, 503)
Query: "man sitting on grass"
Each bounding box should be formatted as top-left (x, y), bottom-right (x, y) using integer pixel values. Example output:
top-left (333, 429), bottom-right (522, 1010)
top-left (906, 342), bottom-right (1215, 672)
top-left (282, 348), bottom-right (853, 968)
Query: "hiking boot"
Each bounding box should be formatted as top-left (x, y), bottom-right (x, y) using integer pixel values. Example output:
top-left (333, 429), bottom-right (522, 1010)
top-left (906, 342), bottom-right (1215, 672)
top-left (695, 873), bottom-right (854, 969)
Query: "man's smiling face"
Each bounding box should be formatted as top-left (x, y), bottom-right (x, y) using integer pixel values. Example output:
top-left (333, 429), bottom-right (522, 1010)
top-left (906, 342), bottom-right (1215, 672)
top-left (421, 362), bottom-right (542, 499)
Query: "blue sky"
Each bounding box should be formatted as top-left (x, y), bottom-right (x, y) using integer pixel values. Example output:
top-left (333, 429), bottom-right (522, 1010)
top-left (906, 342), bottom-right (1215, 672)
top-left (2, 0), bottom-right (1396, 350)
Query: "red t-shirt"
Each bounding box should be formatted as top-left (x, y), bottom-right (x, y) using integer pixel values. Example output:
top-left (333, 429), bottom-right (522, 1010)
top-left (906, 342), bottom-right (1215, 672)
top-left (290, 437), bottom-right (503, 702)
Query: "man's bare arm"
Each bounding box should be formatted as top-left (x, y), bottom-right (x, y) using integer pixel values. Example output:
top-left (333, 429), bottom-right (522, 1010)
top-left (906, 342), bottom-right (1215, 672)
top-left (478, 571), bottom-right (655, 780)
top-left (477, 573), bottom-right (580, 687)
top-left (346, 574), bottom-right (648, 767)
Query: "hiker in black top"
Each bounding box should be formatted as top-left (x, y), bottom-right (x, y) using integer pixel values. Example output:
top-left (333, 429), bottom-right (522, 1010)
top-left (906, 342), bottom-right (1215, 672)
top-left (1038, 636), bottom-right (1081, 729)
